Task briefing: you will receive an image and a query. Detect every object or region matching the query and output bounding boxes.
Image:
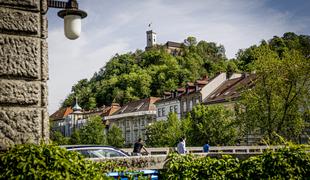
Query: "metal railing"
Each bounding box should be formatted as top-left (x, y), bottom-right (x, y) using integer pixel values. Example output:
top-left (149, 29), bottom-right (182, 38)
top-left (121, 145), bottom-right (285, 156)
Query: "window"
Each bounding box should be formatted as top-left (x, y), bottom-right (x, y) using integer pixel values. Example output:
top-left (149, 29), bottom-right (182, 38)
top-left (196, 98), bottom-right (200, 104)
top-left (189, 100), bottom-right (193, 110)
top-left (126, 120), bottom-right (130, 128)
top-left (134, 131), bottom-right (138, 141)
top-left (141, 119), bottom-right (145, 127)
top-left (183, 101), bottom-right (187, 112)
top-left (158, 108), bottom-right (162, 117)
top-left (174, 105), bottom-right (178, 113)
top-left (162, 108), bottom-right (166, 116)
top-left (126, 133), bottom-right (130, 142)
top-left (170, 106), bottom-right (173, 112)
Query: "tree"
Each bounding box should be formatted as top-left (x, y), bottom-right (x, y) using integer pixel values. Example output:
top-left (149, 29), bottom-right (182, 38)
top-left (187, 104), bottom-right (239, 146)
top-left (69, 130), bottom-right (81, 145)
top-left (79, 116), bottom-right (107, 145)
top-left (146, 113), bottom-right (188, 147)
top-left (145, 119), bottom-right (167, 147)
top-left (50, 130), bottom-right (69, 145)
top-left (237, 46), bottom-right (310, 143)
top-left (107, 124), bottom-right (125, 148)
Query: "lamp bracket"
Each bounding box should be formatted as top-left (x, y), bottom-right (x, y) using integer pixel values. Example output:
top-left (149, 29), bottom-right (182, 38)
top-left (48, 0), bottom-right (78, 9)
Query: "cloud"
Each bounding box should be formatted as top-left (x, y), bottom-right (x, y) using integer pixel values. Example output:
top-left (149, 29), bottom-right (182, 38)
top-left (48, 0), bottom-right (310, 114)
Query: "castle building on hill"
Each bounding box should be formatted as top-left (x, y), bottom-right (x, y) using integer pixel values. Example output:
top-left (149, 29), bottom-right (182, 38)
top-left (145, 30), bottom-right (182, 55)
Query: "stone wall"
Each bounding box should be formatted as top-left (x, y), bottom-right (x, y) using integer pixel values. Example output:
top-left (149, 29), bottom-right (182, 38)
top-left (0, 0), bottom-right (48, 150)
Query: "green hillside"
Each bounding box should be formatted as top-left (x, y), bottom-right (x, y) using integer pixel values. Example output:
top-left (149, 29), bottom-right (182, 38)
top-left (61, 33), bottom-right (309, 110)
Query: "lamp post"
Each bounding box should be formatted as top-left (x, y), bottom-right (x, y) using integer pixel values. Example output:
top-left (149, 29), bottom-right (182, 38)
top-left (48, 0), bottom-right (87, 40)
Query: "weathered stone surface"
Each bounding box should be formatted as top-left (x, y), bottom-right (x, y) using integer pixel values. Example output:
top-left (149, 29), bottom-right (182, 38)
top-left (0, 0), bottom-right (49, 150)
top-left (0, 7), bottom-right (39, 34)
top-left (41, 14), bottom-right (48, 38)
top-left (41, 40), bottom-right (48, 80)
top-left (0, 80), bottom-right (40, 105)
top-left (0, 0), bottom-right (40, 11)
top-left (42, 109), bottom-right (49, 139)
top-left (0, 35), bottom-right (40, 79)
top-left (41, 82), bottom-right (48, 107)
top-left (0, 107), bottom-right (42, 150)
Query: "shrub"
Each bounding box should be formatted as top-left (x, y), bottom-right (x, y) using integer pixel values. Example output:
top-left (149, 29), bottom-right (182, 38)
top-left (239, 145), bottom-right (310, 179)
top-left (0, 144), bottom-right (109, 180)
top-left (162, 145), bottom-right (310, 179)
top-left (162, 153), bottom-right (239, 179)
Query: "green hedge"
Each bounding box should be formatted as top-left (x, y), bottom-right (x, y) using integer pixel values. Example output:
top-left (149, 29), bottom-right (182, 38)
top-left (0, 144), bottom-right (109, 180)
top-left (162, 145), bottom-right (310, 179)
top-left (2, 144), bottom-right (309, 179)
top-left (0, 144), bottom-right (153, 180)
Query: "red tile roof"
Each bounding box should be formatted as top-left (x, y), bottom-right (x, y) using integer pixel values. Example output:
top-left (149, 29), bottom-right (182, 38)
top-left (50, 107), bottom-right (73, 121)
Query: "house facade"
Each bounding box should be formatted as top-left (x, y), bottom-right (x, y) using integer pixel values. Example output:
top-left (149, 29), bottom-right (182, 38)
top-left (154, 89), bottom-right (184, 121)
top-left (180, 72), bottom-right (242, 117)
top-left (50, 101), bottom-right (121, 137)
top-left (103, 97), bottom-right (160, 145)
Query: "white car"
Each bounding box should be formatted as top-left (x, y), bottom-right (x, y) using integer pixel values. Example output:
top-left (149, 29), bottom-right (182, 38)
top-left (61, 145), bottom-right (129, 159)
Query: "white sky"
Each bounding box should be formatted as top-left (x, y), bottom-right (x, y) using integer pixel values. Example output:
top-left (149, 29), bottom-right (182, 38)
top-left (47, 0), bottom-right (310, 114)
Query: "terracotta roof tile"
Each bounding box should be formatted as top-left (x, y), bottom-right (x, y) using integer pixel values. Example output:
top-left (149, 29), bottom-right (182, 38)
top-left (50, 107), bottom-right (73, 121)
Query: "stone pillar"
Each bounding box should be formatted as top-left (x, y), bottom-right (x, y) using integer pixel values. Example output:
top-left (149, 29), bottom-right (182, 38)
top-left (0, 0), bottom-right (49, 150)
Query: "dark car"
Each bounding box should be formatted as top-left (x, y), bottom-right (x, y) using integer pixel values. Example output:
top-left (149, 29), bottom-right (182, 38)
top-left (61, 145), bottom-right (129, 159)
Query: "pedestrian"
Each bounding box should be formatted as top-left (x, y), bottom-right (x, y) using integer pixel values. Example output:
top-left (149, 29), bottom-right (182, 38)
top-left (133, 138), bottom-right (149, 156)
top-left (177, 136), bottom-right (187, 154)
top-left (203, 142), bottom-right (210, 153)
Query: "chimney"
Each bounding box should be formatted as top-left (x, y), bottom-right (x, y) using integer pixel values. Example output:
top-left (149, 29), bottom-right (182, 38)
top-left (242, 72), bottom-right (249, 78)
top-left (226, 71), bottom-right (233, 79)
top-left (186, 84), bottom-right (190, 94)
top-left (195, 82), bottom-right (199, 92)
top-left (171, 91), bottom-right (175, 98)
top-left (202, 75), bottom-right (208, 81)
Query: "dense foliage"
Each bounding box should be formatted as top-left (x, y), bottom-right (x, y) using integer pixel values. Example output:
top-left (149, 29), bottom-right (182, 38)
top-left (107, 124), bottom-right (125, 148)
top-left (162, 144), bottom-right (310, 179)
top-left (62, 37), bottom-right (233, 109)
top-left (236, 33), bottom-right (310, 143)
top-left (146, 113), bottom-right (188, 147)
top-left (0, 144), bottom-right (108, 180)
top-left (0, 144), bottom-right (156, 180)
top-left (146, 105), bottom-right (240, 147)
top-left (187, 104), bottom-right (240, 146)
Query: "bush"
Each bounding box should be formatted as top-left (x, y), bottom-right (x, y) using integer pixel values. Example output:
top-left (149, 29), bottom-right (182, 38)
top-left (162, 145), bottom-right (310, 179)
top-left (0, 144), bottom-right (109, 180)
top-left (162, 153), bottom-right (239, 179)
top-left (238, 145), bottom-right (310, 179)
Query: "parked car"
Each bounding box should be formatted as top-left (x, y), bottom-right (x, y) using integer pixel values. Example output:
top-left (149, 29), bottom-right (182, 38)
top-left (61, 145), bottom-right (129, 159)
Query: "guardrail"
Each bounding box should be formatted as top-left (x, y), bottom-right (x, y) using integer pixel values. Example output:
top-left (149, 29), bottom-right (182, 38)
top-left (121, 145), bottom-right (285, 155)
top-left (96, 146), bottom-right (303, 170)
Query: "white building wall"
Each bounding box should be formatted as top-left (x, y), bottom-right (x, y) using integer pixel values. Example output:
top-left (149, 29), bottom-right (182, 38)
top-left (104, 111), bottom-right (157, 145)
top-left (156, 99), bottom-right (181, 121)
top-left (200, 73), bottom-right (227, 101)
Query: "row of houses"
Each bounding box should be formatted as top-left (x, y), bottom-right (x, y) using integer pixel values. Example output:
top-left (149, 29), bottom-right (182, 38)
top-left (50, 72), bottom-right (256, 145)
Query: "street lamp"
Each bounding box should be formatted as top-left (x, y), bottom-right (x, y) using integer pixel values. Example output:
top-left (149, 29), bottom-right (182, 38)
top-left (48, 0), bottom-right (87, 40)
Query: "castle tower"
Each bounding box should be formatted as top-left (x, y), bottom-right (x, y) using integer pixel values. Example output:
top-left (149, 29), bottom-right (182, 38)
top-left (146, 30), bottom-right (157, 50)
